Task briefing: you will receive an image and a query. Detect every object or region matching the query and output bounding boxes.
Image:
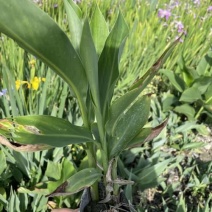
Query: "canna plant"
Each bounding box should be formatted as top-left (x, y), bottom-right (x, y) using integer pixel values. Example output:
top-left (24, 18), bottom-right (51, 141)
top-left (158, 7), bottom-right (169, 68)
top-left (0, 0), bottom-right (181, 210)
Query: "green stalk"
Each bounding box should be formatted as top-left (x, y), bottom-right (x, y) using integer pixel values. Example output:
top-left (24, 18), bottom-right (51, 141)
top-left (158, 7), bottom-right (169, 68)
top-left (78, 98), bottom-right (99, 201)
top-left (112, 157), bottom-right (119, 196)
top-left (95, 109), bottom-right (109, 174)
top-left (86, 142), bottom-right (99, 201)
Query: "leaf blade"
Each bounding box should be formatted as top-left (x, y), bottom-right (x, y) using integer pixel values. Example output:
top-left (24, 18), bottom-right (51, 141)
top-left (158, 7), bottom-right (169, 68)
top-left (98, 12), bottom-right (129, 115)
top-left (109, 95), bottom-right (150, 158)
top-left (47, 168), bottom-right (102, 197)
top-left (0, 116), bottom-right (95, 147)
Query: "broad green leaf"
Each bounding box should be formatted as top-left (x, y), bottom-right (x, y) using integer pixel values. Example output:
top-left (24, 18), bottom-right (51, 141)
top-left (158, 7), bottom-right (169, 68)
top-left (130, 36), bottom-right (183, 91)
top-left (64, 0), bottom-right (82, 52)
top-left (137, 159), bottom-right (171, 190)
top-left (128, 120), bottom-right (168, 148)
top-left (90, 5), bottom-right (109, 56)
top-left (47, 158), bottom-right (76, 193)
top-left (0, 151), bottom-right (6, 175)
top-left (80, 20), bottom-right (100, 110)
top-left (45, 161), bottom-right (62, 180)
top-left (196, 50), bottom-right (212, 76)
top-left (98, 12), bottom-right (129, 116)
top-left (0, 0), bottom-right (88, 118)
top-left (126, 128), bottom-right (152, 148)
top-left (106, 87), bottom-right (145, 136)
top-left (109, 95), bottom-right (150, 158)
top-left (160, 69), bottom-right (186, 92)
top-left (0, 116), bottom-right (95, 147)
top-left (18, 158), bottom-right (76, 195)
top-left (47, 168), bottom-right (102, 197)
top-left (174, 104), bottom-right (195, 120)
top-left (180, 87), bottom-right (202, 103)
top-left (192, 76), bottom-right (212, 94)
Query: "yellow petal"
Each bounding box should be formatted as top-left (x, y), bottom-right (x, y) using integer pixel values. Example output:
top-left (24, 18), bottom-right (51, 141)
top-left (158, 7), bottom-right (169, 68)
top-left (15, 80), bottom-right (21, 90)
top-left (31, 77), bottom-right (40, 90)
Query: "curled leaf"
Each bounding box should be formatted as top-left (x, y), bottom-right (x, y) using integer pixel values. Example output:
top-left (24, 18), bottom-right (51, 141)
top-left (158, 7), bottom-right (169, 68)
top-left (0, 136), bottom-right (51, 152)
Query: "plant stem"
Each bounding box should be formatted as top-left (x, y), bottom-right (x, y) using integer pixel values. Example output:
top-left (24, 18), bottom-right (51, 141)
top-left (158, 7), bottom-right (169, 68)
top-left (112, 157), bottom-right (119, 196)
top-left (95, 109), bottom-right (109, 174)
top-left (79, 100), bottom-right (99, 201)
top-left (86, 143), bottom-right (99, 201)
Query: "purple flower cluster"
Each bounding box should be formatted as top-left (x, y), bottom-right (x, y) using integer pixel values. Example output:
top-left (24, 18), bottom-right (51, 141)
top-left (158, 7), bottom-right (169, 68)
top-left (0, 89), bottom-right (7, 97)
top-left (157, 0), bottom-right (188, 41)
top-left (207, 6), bottom-right (212, 12)
top-left (174, 21), bottom-right (184, 33)
top-left (158, 9), bottom-right (171, 21)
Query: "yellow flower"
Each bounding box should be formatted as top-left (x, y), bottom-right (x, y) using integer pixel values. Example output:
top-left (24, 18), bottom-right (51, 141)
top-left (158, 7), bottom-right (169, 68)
top-left (15, 76), bottom-right (45, 90)
top-left (15, 80), bottom-right (29, 90)
top-left (30, 77), bottom-right (46, 90)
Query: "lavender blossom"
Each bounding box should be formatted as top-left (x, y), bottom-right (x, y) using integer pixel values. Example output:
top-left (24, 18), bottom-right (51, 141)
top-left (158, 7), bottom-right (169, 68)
top-left (158, 9), bottom-right (171, 21)
top-left (175, 21), bottom-right (184, 33)
top-left (169, 0), bottom-right (180, 9)
top-left (0, 89), bottom-right (7, 97)
top-left (207, 6), bottom-right (212, 12)
top-left (193, 0), bottom-right (200, 5)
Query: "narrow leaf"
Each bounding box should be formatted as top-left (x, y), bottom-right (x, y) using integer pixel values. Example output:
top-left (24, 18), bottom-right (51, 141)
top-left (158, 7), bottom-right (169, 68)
top-left (130, 35), bottom-right (183, 91)
top-left (64, 0), bottom-right (82, 52)
top-left (0, 151), bottom-right (6, 175)
top-left (66, 0), bottom-right (82, 18)
top-left (181, 142), bottom-right (205, 150)
top-left (98, 12), bottom-right (129, 115)
top-left (90, 5), bottom-right (109, 55)
top-left (80, 20), bottom-right (100, 109)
